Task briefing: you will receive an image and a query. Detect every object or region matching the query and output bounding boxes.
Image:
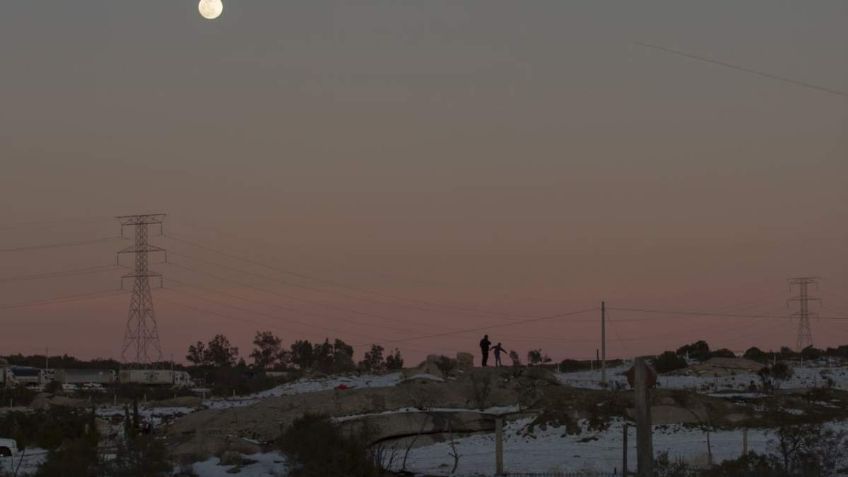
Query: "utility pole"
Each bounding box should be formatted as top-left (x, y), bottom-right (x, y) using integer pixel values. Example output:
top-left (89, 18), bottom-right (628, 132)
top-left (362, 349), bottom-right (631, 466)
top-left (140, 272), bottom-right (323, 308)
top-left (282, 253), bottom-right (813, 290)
top-left (117, 214), bottom-right (167, 365)
top-left (601, 301), bottom-right (607, 386)
top-left (788, 277), bottom-right (820, 351)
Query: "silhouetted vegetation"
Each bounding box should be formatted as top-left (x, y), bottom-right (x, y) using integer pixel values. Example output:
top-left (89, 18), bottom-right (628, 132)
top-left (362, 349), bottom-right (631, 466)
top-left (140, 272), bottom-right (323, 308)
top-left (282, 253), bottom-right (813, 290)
top-left (278, 414), bottom-right (380, 477)
top-left (0, 407), bottom-right (96, 451)
top-left (677, 340), bottom-right (711, 362)
top-left (527, 349), bottom-right (551, 366)
top-left (653, 351), bottom-right (688, 373)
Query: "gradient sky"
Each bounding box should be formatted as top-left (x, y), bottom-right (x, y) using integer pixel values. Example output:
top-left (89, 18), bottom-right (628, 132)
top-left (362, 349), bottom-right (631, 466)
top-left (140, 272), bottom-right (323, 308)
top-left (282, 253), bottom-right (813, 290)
top-left (1, 1), bottom-right (846, 364)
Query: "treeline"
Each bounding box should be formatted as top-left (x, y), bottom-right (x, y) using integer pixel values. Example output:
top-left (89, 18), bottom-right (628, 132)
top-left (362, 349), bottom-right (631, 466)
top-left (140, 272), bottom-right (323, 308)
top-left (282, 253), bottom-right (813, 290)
top-left (184, 331), bottom-right (404, 374)
top-left (653, 340), bottom-right (848, 373)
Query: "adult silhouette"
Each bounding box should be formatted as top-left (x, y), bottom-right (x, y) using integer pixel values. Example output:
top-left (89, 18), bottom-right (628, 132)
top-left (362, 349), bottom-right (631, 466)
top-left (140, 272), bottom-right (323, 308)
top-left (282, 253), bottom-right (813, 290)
top-left (479, 334), bottom-right (492, 367)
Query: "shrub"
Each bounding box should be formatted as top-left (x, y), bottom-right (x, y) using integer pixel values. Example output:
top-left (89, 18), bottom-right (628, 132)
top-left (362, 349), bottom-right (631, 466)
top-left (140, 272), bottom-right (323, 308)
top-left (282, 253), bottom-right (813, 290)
top-left (653, 351), bottom-right (688, 373)
top-left (743, 347), bottom-right (768, 362)
top-left (435, 356), bottom-right (457, 378)
top-left (709, 348), bottom-right (736, 359)
top-left (385, 348), bottom-right (404, 371)
top-left (772, 361), bottom-right (793, 381)
top-left (279, 414), bottom-right (379, 477)
top-left (701, 452), bottom-right (783, 477)
top-left (676, 340), bottom-right (710, 362)
top-left (527, 349), bottom-right (551, 366)
top-left (0, 407), bottom-right (95, 451)
top-left (558, 359), bottom-right (591, 373)
top-left (101, 434), bottom-right (171, 477)
top-left (801, 346), bottom-right (823, 361)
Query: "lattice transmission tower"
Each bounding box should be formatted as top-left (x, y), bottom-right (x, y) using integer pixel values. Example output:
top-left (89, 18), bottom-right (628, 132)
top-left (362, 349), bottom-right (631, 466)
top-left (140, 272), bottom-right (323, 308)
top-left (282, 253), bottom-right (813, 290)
top-left (788, 277), bottom-right (820, 351)
top-left (117, 214), bottom-right (167, 364)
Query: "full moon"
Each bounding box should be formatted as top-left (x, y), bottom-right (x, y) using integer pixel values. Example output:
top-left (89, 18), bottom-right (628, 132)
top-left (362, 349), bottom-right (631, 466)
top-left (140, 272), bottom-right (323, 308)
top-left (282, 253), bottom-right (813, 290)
top-left (198, 0), bottom-right (223, 20)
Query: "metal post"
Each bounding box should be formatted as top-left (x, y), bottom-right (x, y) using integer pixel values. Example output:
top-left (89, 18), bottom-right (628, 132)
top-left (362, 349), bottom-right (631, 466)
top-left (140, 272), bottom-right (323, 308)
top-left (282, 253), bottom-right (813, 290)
top-left (495, 417), bottom-right (504, 475)
top-left (622, 423), bottom-right (629, 476)
top-left (601, 301), bottom-right (607, 386)
top-left (634, 359), bottom-right (653, 477)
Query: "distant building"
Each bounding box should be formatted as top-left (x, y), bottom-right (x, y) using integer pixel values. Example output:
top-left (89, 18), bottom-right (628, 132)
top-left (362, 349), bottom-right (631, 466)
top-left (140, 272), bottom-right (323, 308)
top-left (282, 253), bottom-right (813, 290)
top-left (54, 369), bottom-right (116, 385)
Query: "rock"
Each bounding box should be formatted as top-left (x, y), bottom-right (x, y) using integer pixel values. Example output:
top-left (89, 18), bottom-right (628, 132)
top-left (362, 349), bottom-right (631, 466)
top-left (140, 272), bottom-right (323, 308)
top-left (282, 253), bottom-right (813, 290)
top-left (456, 353), bottom-right (474, 370)
top-left (30, 394), bottom-right (88, 410)
top-left (219, 451), bottom-right (243, 466)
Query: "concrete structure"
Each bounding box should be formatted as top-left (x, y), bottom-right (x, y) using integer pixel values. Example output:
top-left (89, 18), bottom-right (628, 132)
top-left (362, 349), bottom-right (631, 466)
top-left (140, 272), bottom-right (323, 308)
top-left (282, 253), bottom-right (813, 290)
top-left (0, 438), bottom-right (18, 457)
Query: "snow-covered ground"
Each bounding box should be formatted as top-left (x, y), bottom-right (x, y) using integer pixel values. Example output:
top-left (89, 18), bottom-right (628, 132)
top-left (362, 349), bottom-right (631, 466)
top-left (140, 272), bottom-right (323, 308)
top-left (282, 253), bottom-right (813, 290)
top-left (0, 449), bottom-right (48, 476)
top-left (395, 418), bottom-right (848, 476)
top-left (204, 372), bottom-right (408, 409)
top-left (190, 451), bottom-right (287, 477)
top-left (333, 405), bottom-right (522, 423)
top-left (96, 405), bottom-right (196, 427)
top-left (557, 363), bottom-right (848, 393)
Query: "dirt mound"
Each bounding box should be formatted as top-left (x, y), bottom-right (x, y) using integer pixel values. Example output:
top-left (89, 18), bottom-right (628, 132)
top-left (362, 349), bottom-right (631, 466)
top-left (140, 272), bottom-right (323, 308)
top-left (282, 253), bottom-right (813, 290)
top-left (165, 367), bottom-right (556, 459)
top-left (30, 394), bottom-right (88, 410)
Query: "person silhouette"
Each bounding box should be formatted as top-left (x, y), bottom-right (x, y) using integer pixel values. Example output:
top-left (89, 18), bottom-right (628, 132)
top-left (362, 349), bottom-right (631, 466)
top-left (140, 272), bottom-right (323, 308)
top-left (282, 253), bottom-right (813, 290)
top-left (479, 334), bottom-right (492, 367)
top-left (492, 342), bottom-right (506, 367)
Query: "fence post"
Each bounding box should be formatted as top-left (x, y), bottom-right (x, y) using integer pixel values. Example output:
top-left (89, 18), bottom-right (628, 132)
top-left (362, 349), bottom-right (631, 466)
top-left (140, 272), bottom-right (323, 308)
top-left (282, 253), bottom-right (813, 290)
top-left (742, 428), bottom-right (748, 455)
top-left (634, 358), bottom-right (653, 477)
top-left (495, 417), bottom-right (504, 475)
top-left (622, 422), bottom-right (629, 476)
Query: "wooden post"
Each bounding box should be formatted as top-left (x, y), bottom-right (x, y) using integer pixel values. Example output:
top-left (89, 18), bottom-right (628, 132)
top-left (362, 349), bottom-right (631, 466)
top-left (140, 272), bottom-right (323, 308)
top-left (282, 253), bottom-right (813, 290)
top-left (634, 358), bottom-right (653, 477)
top-left (495, 417), bottom-right (504, 475)
top-left (742, 428), bottom-right (748, 455)
top-left (601, 301), bottom-right (607, 386)
top-left (622, 423), bottom-right (629, 476)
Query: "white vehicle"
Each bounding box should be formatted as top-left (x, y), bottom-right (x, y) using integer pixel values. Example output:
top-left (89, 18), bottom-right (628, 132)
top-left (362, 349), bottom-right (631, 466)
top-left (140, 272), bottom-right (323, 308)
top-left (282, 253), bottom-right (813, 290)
top-left (81, 383), bottom-right (106, 393)
top-left (119, 369), bottom-right (193, 388)
top-left (62, 383), bottom-right (79, 393)
top-left (0, 438), bottom-right (17, 458)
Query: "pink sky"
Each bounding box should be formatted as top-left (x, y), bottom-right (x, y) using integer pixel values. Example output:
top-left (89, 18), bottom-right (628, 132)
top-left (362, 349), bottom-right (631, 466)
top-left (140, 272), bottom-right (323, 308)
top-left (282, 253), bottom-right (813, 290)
top-left (1, 1), bottom-right (846, 364)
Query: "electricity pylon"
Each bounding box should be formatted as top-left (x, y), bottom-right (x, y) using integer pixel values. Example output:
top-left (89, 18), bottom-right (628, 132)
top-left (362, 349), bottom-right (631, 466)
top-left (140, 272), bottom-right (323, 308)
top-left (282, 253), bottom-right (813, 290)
top-left (117, 214), bottom-right (166, 364)
top-left (788, 277), bottom-right (820, 351)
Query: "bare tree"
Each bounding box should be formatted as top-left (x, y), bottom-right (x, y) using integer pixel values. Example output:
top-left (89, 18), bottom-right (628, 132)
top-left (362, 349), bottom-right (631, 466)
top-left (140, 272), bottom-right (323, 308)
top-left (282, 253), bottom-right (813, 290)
top-left (446, 418), bottom-right (461, 474)
top-left (401, 411), bottom-right (431, 472)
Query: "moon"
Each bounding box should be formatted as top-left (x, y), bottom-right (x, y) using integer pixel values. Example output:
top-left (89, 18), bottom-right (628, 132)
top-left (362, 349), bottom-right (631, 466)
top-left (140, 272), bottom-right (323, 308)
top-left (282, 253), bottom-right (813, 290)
top-left (198, 0), bottom-right (223, 20)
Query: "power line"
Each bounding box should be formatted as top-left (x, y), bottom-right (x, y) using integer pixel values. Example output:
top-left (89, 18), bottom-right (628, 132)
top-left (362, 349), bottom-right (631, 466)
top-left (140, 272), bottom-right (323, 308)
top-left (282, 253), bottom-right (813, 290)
top-left (0, 236), bottom-right (121, 253)
top-left (156, 293), bottom-right (454, 356)
top-left (164, 271), bottom-right (443, 336)
top-left (634, 41), bottom-right (847, 97)
top-left (351, 308), bottom-right (598, 347)
top-left (0, 216), bottom-right (115, 232)
top-left (164, 259), bottom-right (459, 335)
top-left (165, 233), bottom-right (527, 321)
top-left (167, 247), bottom-right (565, 329)
top-left (0, 289), bottom-right (125, 311)
top-left (0, 265), bottom-right (119, 284)
top-left (607, 306), bottom-right (848, 321)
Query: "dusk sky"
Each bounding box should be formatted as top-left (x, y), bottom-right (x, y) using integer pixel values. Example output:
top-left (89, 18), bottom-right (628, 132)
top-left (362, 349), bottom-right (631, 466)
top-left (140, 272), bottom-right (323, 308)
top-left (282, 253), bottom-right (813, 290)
top-left (1, 1), bottom-right (846, 364)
